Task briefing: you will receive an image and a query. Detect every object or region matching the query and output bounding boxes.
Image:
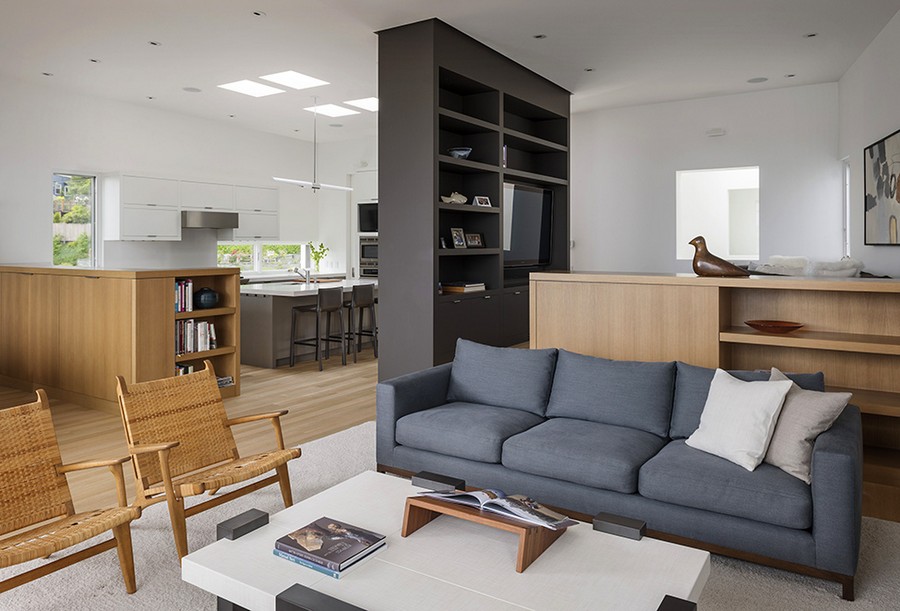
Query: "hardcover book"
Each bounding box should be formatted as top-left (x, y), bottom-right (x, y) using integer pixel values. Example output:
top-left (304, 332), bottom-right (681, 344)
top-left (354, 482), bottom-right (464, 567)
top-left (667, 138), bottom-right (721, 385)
top-left (419, 489), bottom-right (577, 530)
top-left (274, 517), bottom-right (385, 571)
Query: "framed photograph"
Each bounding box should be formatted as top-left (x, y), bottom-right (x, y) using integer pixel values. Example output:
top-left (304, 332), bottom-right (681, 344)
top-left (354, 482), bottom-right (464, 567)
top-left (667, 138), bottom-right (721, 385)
top-left (472, 195), bottom-right (492, 207)
top-left (465, 233), bottom-right (484, 248)
top-left (450, 227), bottom-right (466, 249)
top-left (865, 127), bottom-right (900, 245)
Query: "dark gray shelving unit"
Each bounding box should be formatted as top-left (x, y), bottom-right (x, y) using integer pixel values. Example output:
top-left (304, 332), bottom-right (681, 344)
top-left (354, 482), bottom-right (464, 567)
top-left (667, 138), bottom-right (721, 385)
top-left (378, 18), bottom-right (570, 380)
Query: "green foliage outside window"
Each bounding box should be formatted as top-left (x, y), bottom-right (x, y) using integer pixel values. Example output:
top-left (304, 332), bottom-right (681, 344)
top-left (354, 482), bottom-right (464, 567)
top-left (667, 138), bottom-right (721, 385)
top-left (53, 233), bottom-right (91, 266)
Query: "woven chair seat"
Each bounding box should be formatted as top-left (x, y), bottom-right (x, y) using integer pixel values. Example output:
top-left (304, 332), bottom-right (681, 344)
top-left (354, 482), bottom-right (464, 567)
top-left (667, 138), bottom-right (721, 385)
top-left (0, 506), bottom-right (140, 568)
top-left (147, 448), bottom-right (300, 498)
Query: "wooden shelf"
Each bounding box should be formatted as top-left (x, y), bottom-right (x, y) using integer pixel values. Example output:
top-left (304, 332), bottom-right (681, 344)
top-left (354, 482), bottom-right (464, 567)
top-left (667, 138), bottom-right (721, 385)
top-left (437, 155), bottom-right (500, 173)
top-left (863, 446), bottom-right (900, 487)
top-left (175, 346), bottom-right (235, 363)
top-left (829, 387), bottom-right (900, 418)
top-left (439, 248), bottom-right (501, 256)
top-left (502, 168), bottom-right (568, 186)
top-left (175, 306), bottom-right (236, 320)
top-left (438, 202), bottom-right (500, 213)
top-left (720, 327), bottom-right (900, 356)
top-left (504, 129), bottom-right (568, 153)
top-left (439, 108), bottom-right (499, 132)
top-left (438, 289), bottom-right (501, 302)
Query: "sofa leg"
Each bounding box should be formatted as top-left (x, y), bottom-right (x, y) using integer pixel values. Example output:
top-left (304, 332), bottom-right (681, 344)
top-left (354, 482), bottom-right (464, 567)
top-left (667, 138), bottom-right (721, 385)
top-left (841, 576), bottom-right (854, 601)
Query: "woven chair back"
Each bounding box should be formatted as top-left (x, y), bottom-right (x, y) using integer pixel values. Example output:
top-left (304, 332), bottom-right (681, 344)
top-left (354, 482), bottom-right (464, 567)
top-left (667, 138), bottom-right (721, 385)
top-left (116, 362), bottom-right (238, 489)
top-left (0, 390), bottom-right (73, 535)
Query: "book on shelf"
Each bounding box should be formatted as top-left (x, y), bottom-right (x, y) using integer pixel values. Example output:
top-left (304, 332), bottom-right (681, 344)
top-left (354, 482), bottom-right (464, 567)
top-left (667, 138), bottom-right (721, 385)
top-left (418, 489), bottom-right (578, 530)
top-left (274, 517), bottom-right (386, 572)
top-left (176, 320), bottom-right (218, 355)
top-left (216, 375), bottom-right (234, 388)
top-left (442, 282), bottom-right (486, 294)
top-left (176, 363), bottom-right (195, 376)
top-left (175, 279), bottom-right (194, 313)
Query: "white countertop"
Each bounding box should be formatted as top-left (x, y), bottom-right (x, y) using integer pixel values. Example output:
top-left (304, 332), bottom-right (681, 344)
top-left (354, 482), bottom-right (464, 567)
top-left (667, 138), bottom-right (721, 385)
top-left (240, 278), bottom-right (377, 298)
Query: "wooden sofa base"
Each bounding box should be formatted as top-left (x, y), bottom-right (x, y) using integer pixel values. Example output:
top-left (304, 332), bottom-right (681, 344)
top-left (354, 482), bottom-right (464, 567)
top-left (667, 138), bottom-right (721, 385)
top-left (377, 464), bottom-right (855, 601)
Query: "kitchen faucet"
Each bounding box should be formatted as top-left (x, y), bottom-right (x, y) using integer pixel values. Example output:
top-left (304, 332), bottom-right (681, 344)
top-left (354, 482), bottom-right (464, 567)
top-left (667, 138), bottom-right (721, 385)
top-left (292, 267), bottom-right (311, 282)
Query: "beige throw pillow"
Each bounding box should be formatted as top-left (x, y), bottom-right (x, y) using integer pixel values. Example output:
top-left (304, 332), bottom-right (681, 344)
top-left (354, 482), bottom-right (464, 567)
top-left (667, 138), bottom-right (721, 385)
top-left (686, 369), bottom-right (792, 471)
top-left (764, 368), bottom-right (851, 484)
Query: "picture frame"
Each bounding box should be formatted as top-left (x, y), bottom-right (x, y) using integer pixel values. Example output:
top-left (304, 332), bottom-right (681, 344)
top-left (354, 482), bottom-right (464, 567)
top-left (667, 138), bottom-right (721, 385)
top-left (464, 233), bottom-right (484, 248)
top-left (864, 127), bottom-right (900, 245)
top-left (472, 195), bottom-right (492, 207)
top-left (450, 227), bottom-right (466, 249)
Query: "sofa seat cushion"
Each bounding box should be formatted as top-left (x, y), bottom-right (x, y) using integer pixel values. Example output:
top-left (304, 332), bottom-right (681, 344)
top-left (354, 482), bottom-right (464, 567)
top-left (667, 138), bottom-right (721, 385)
top-left (639, 440), bottom-right (812, 529)
top-left (546, 350), bottom-right (675, 437)
top-left (501, 418), bottom-right (667, 493)
top-left (396, 402), bottom-right (544, 463)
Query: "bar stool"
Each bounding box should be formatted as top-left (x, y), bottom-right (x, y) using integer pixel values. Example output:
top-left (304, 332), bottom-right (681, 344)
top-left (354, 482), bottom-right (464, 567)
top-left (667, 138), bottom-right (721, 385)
top-left (343, 284), bottom-right (378, 363)
top-left (290, 286), bottom-right (346, 370)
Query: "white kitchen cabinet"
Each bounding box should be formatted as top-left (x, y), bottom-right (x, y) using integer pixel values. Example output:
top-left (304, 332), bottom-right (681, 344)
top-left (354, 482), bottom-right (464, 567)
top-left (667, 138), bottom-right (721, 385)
top-left (181, 181), bottom-right (235, 210)
top-left (103, 174), bottom-right (181, 241)
top-left (120, 175), bottom-right (179, 207)
top-left (235, 186), bottom-right (278, 212)
top-left (119, 205), bottom-right (181, 240)
top-left (234, 212), bottom-right (279, 239)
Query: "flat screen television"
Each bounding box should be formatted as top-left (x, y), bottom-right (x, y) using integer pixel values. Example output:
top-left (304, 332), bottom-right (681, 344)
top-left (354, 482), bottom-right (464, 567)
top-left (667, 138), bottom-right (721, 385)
top-left (358, 202), bottom-right (377, 233)
top-left (502, 183), bottom-right (553, 267)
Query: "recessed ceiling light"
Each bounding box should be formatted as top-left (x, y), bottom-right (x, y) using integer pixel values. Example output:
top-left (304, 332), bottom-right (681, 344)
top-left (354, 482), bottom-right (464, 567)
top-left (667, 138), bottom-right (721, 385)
top-left (252, 10), bottom-right (266, 17)
top-left (148, 41), bottom-right (162, 46)
top-left (584, 68), bottom-right (594, 72)
top-left (344, 97), bottom-right (378, 112)
top-left (747, 77), bottom-right (768, 84)
top-left (228, 114), bottom-right (236, 118)
top-left (41, 72), bottom-right (53, 77)
top-left (260, 70), bottom-right (328, 90)
top-left (329, 123), bottom-right (343, 128)
top-left (218, 80), bottom-right (285, 97)
top-left (147, 96), bottom-right (155, 100)
top-left (784, 74), bottom-right (796, 78)
top-left (804, 33), bottom-right (818, 38)
top-left (183, 87), bottom-right (202, 93)
top-left (533, 34), bottom-right (547, 39)
top-left (90, 58), bottom-right (101, 63)
top-left (303, 104), bottom-right (359, 118)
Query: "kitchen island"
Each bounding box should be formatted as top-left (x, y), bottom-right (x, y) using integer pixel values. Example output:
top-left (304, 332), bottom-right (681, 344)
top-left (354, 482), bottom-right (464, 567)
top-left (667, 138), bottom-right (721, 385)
top-left (240, 279), bottom-right (377, 367)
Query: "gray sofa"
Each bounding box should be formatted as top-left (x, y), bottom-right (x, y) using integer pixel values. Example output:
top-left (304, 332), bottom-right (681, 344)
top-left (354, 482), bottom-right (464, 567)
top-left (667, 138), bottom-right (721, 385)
top-left (376, 340), bottom-right (862, 600)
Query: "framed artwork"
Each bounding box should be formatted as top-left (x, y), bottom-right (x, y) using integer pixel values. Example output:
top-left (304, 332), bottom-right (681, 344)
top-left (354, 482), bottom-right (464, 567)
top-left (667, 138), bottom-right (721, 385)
top-left (865, 127), bottom-right (900, 245)
top-left (450, 227), bottom-right (466, 248)
top-left (472, 195), bottom-right (492, 207)
top-left (465, 233), bottom-right (484, 248)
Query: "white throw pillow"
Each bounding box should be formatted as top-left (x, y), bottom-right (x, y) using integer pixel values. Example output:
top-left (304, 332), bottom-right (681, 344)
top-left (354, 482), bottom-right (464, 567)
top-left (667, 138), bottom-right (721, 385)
top-left (764, 368), bottom-right (851, 483)
top-left (686, 369), bottom-right (793, 470)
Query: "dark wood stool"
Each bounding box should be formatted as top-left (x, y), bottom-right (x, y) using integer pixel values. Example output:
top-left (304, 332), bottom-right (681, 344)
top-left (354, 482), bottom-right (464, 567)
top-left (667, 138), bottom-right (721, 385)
top-left (290, 286), bottom-right (346, 370)
top-left (343, 284), bottom-right (377, 363)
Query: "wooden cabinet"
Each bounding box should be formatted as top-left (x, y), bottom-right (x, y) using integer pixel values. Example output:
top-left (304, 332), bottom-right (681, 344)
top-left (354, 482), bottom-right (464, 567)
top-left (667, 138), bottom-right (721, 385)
top-left (0, 266), bottom-right (240, 412)
top-left (530, 272), bottom-right (900, 522)
top-left (500, 287), bottom-right (529, 346)
top-left (435, 293), bottom-right (500, 363)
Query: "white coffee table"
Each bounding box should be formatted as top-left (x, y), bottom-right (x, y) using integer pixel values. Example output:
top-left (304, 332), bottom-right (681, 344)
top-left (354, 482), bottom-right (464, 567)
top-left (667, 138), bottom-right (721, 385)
top-left (183, 471), bottom-right (710, 610)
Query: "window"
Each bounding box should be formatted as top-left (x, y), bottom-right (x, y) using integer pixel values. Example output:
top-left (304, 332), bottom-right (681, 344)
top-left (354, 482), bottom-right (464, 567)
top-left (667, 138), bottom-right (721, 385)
top-left (52, 173), bottom-right (96, 266)
top-left (217, 242), bottom-right (306, 272)
top-left (676, 167), bottom-right (759, 260)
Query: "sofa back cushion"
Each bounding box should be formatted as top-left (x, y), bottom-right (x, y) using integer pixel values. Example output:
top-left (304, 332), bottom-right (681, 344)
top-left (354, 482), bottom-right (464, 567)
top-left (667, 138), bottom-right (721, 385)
top-left (670, 361), bottom-right (825, 439)
top-left (446, 339), bottom-right (558, 416)
top-left (546, 350), bottom-right (676, 437)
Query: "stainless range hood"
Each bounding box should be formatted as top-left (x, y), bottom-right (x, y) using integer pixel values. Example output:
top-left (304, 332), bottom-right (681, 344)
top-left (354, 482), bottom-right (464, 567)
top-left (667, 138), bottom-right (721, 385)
top-left (181, 210), bottom-right (239, 229)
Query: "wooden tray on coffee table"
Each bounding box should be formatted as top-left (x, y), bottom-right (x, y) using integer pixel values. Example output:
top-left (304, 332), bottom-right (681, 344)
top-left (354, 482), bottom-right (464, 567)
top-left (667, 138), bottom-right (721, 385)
top-left (401, 495), bottom-right (568, 572)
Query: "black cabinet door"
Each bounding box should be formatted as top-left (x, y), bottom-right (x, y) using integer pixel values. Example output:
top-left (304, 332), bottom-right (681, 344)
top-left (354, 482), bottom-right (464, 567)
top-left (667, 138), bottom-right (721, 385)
top-left (434, 294), bottom-right (501, 364)
top-left (500, 288), bottom-right (529, 346)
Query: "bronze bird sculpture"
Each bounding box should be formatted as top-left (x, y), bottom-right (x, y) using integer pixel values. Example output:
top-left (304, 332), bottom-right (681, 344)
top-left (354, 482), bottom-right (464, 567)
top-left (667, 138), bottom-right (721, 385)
top-left (688, 236), bottom-right (750, 277)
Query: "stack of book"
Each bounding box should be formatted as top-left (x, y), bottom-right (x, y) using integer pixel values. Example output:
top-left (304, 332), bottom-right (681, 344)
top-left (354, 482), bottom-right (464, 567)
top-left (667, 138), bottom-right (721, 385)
top-left (175, 279), bottom-right (193, 312)
top-left (442, 281), bottom-right (486, 294)
top-left (273, 517), bottom-right (386, 579)
top-left (216, 375), bottom-right (234, 388)
top-left (175, 320), bottom-right (217, 355)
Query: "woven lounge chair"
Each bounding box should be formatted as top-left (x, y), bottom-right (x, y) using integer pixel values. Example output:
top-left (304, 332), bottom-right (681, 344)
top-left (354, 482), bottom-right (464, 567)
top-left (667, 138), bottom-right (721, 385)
top-left (0, 390), bottom-right (140, 594)
top-left (115, 360), bottom-right (300, 560)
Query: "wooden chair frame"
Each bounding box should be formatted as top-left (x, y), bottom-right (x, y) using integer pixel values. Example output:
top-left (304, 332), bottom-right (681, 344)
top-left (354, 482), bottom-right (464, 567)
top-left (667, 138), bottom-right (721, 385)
top-left (115, 360), bottom-right (300, 560)
top-left (0, 390), bottom-right (140, 594)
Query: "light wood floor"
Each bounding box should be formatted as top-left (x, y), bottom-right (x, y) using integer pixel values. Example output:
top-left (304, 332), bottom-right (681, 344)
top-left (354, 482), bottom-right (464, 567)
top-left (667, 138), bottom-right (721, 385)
top-left (0, 352), bottom-right (377, 512)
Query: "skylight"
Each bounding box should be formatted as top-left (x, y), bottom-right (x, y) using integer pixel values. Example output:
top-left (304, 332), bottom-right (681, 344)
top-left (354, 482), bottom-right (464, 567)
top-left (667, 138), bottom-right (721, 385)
top-left (218, 80), bottom-right (285, 97)
top-left (303, 104), bottom-right (360, 118)
top-left (344, 97), bottom-right (379, 112)
top-left (261, 71), bottom-right (329, 90)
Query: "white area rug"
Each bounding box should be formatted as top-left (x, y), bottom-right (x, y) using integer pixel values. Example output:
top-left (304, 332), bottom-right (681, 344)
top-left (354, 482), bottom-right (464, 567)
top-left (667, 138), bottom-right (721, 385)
top-left (2, 420), bottom-right (898, 610)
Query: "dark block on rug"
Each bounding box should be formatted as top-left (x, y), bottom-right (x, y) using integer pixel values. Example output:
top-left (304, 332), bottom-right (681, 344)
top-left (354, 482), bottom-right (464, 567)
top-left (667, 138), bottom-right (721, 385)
top-left (217, 508), bottom-right (269, 541)
top-left (656, 594), bottom-right (697, 611)
top-left (217, 597), bottom-right (250, 611)
top-left (276, 583), bottom-right (366, 611)
top-left (412, 471), bottom-right (465, 492)
top-left (592, 512), bottom-right (646, 540)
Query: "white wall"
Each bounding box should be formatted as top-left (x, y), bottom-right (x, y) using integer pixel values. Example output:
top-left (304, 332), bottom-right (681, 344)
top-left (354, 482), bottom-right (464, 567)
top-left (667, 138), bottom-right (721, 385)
top-left (0, 73), bottom-right (321, 266)
top-left (840, 11), bottom-right (900, 276)
top-left (570, 83), bottom-right (842, 273)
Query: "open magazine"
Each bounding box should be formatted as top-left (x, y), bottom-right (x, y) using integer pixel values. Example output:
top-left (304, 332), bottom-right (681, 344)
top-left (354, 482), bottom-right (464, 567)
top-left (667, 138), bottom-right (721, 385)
top-left (419, 488), bottom-right (578, 530)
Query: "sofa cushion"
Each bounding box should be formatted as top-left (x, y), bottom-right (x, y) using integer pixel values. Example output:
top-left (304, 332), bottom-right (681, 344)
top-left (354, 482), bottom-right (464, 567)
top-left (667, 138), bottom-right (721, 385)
top-left (765, 367), bottom-right (851, 483)
top-left (670, 361), bottom-right (826, 439)
top-left (639, 440), bottom-right (813, 529)
top-left (546, 351), bottom-right (675, 437)
top-left (502, 418), bottom-right (667, 493)
top-left (396, 402), bottom-right (544, 464)
top-left (446, 339), bottom-right (558, 416)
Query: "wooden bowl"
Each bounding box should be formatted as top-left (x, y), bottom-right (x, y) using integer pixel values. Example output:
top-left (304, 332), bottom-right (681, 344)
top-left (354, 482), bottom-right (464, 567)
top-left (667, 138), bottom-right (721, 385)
top-left (744, 320), bottom-right (804, 334)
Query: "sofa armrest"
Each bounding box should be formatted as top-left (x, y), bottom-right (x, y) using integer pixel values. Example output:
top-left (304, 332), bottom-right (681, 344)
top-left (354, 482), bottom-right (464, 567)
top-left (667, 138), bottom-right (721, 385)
top-left (810, 404), bottom-right (862, 576)
top-left (376, 363), bottom-right (453, 465)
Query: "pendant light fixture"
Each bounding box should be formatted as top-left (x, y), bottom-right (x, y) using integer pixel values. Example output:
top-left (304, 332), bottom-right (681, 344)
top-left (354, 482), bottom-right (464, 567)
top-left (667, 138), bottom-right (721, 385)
top-left (274, 97), bottom-right (352, 192)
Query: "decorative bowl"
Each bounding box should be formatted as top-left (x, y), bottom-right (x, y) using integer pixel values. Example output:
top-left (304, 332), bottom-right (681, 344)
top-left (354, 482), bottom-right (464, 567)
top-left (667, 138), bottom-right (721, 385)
top-left (744, 320), bottom-right (804, 334)
top-left (448, 147), bottom-right (472, 159)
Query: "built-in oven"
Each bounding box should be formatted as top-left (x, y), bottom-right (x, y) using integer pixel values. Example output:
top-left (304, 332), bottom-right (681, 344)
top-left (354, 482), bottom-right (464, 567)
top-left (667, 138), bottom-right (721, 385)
top-left (359, 236), bottom-right (378, 277)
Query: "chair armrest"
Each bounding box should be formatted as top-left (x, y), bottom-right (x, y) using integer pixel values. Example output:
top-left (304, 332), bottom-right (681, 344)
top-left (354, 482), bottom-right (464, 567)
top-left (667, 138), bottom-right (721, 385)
top-left (57, 456), bottom-right (133, 508)
top-left (129, 442), bottom-right (180, 454)
top-left (376, 363), bottom-right (452, 466)
top-left (811, 405), bottom-right (863, 576)
top-left (224, 410), bottom-right (288, 427)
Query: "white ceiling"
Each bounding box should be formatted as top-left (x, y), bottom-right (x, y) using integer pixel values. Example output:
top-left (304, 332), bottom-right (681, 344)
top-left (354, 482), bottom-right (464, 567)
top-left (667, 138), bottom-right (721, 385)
top-left (2, 0), bottom-right (899, 143)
